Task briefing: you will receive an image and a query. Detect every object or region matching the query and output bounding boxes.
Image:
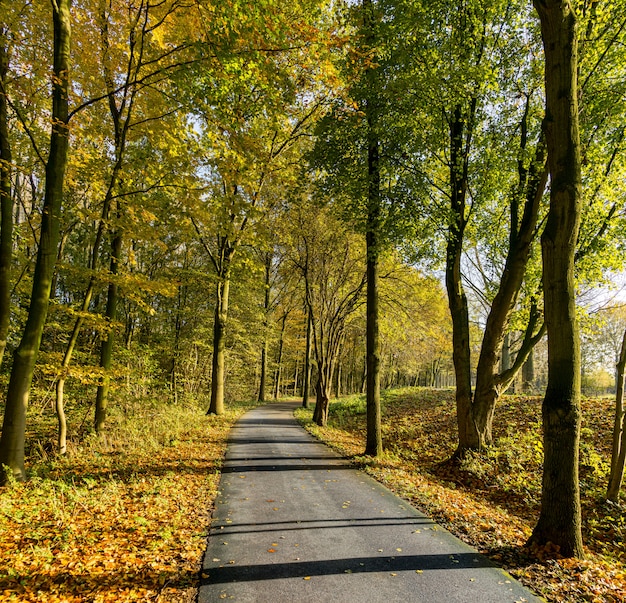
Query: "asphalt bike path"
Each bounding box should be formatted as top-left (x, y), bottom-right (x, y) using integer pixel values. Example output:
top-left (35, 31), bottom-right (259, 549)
top-left (198, 402), bottom-right (542, 602)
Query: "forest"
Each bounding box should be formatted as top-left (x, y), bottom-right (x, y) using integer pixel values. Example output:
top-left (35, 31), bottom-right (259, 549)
top-left (1, 0), bottom-right (626, 601)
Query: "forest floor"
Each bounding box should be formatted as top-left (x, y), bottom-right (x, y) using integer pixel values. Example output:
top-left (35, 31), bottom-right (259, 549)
top-left (295, 388), bottom-right (626, 603)
top-left (0, 397), bottom-right (257, 603)
top-left (1, 388), bottom-right (624, 602)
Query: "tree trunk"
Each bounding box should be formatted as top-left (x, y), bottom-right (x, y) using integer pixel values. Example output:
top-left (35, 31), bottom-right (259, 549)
top-left (459, 106), bottom-right (547, 454)
top-left (607, 329), bottom-right (626, 502)
top-left (522, 349), bottom-right (535, 393)
top-left (302, 304), bottom-right (312, 408)
top-left (0, 18), bottom-right (12, 369)
top-left (95, 229), bottom-right (123, 434)
top-left (363, 0), bottom-right (382, 457)
top-left (171, 278), bottom-right (186, 404)
top-left (273, 314), bottom-right (287, 400)
top-left (293, 358), bottom-right (299, 397)
top-left (258, 253), bottom-right (271, 403)
top-left (55, 378), bottom-right (68, 455)
top-left (335, 360), bottom-right (342, 399)
top-left (446, 106), bottom-right (478, 456)
top-left (313, 373), bottom-right (331, 427)
top-left (501, 333), bottom-right (511, 372)
top-left (0, 0), bottom-right (71, 482)
top-left (208, 273), bottom-right (230, 415)
top-left (259, 340), bottom-right (268, 403)
top-left (528, 0), bottom-right (584, 558)
top-left (365, 244), bottom-right (382, 455)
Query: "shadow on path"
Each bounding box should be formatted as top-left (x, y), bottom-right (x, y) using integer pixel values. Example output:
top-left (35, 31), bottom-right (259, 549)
top-left (202, 552), bottom-right (495, 585)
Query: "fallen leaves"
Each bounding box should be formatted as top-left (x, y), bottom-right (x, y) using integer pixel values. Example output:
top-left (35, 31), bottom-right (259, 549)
top-left (0, 400), bottom-right (256, 603)
top-left (296, 389), bottom-right (626, 603)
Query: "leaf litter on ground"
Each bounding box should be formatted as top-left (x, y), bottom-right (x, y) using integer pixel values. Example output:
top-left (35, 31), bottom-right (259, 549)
top-left (0, 399), bottom-right (256, 603)
top-left (3, 389), bottom-right (624, 602)
top-left (295, 387), bottom-right (626, 603)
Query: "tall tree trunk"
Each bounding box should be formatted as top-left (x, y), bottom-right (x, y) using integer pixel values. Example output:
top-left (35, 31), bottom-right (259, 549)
top-left (208, 272), bottom-right (230, 415)
top-left (0, 0), bottom-right (71, 482)
top-left (56, 117), bottom-right (126, 448)
top-left (528, 0), bottom-right (584, 558)
top-left (171, 277), bottom-right (187, 404)
top-left (302, 308), bottom-right (312, 408)
top-left (446, 105), bottom-right (477, 456)
top-left (95, 228), bottom-right (123, 434)
top-left (258, 252), bottom-right (271, 403)
top-left (0, 15), bottom-right (12, 369)
top-left (259, 340), bottom-right (268, 403)
top-left (335, 360), bottom-right (342, 398)
top-left (90, 1), bottom-right (139, 435)
top-left (313, 365), bottom-right (332, 427)
top-left (458, 102), bottom-right (547, 454)
top-left (293, 357), bottom-right (299, 397)
top-left (607, 329), bottom-right (626, 502)
top-left (363, 0), bottom-right (382, 457)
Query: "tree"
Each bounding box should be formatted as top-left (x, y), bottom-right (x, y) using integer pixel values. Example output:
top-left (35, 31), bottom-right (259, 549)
top-left (258, 251), bottom-right (272, 403)
top-left (0, 0), bottom-right (71, 482)
top-left (312, 0), bottom-right (424, 452)
top-left (187, 14), bottom-right (328, 414)
top-left (0, 0), bottom-right (12, 369)
top-left (48, 0), bottom-right (199, 444)
top-left (302, 306), bottom-right (313, 407)
top-left (608, 327), bottom-right (626, 502)
top-left (363, 0), bottom-right (382, 456)
top-left (289, 203), bottom-right (366, 426)
top-left (528, 0), bottom-right (584, 558)
top-left (414, 0), bottom-right (549, 455)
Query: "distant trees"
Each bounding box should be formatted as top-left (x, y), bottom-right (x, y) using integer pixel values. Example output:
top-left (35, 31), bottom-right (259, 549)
top-left (288, 204), bottom-right (366, 426)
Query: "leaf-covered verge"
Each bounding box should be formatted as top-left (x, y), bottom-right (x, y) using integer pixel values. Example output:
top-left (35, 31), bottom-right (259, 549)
top-left (295, 388), bottom-right (626, 603)
top-left (0, 398), bottom-right (257, 603)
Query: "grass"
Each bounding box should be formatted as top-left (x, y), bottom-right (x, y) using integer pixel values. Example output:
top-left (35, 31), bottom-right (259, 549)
top-left (0, 395), bottom-right (257, 603)
top-left (295, 387), bottom-right (626, 603)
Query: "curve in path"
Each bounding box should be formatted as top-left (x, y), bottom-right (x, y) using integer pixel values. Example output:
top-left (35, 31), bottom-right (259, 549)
top-left (198, 402), bottom-right (542, 603)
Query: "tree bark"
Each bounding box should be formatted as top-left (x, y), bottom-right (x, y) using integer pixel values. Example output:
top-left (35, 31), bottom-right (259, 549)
top-left (293, 357), bottom-right (299, 396)
top-left (522, 348), bottom-right (535, 392)
top-left (528, 0), bottom-right (584, 558)
top-left (313, 367), bottom-right (332, 427)
top-left (258, 252), bottom-right (271, 403)
top-left (0, 0), bottom-right (71, 482)
top-left (302, 307), bottom-right (312, 408)
top-left (0, 14), bottom-right (12, 369)
top-left (273, 313), bottom-right (287, 400)
top-left (446, 105), bottom-right (477, 456)
top-left (607, 329), bottom-right (626, 502)
top-left (363, 0), bottom-right (382, 457)
top-left (208, 271), bottom-right (230, 415)
top-left (365, 235), bottom-right (382, 455)
top-left (95, 228), bottom-right (123, 434)
top-left (457, 109), bottom-right (547, 454)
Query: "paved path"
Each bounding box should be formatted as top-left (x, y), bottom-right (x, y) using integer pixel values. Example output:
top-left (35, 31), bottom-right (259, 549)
top-left (198, 402), bottom-right (542, 602)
